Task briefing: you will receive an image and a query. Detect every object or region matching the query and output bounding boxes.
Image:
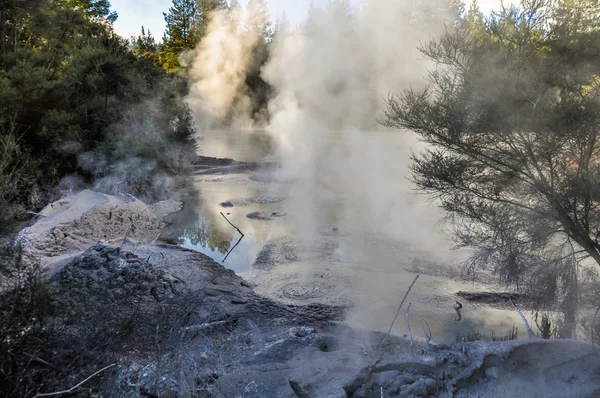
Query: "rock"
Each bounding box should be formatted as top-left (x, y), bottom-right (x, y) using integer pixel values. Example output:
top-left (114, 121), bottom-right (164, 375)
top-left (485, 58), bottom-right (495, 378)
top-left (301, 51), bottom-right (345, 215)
top-left (485, 366), bottom-right (500, 380)
top-left (289, 327), bottom-right (316, 338)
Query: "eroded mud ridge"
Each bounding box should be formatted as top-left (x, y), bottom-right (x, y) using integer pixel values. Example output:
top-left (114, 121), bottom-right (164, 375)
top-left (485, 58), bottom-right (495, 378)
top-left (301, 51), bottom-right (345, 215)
top-left (37, 243), bottom-right (600, 398)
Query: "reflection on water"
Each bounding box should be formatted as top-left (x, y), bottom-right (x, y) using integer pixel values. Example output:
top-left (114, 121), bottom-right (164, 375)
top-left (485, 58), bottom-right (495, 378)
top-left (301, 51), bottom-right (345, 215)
top-left (161, 129), bottom-right (539, 343)
top-left (159, 173), bottom-right (282, 273)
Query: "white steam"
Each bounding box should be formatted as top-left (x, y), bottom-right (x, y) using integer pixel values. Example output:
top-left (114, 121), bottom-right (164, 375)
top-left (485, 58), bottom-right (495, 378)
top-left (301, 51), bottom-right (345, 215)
top-left (262, 0), bottom-right (459, 257)
top-left (186, 0), bottom-right (269, 128)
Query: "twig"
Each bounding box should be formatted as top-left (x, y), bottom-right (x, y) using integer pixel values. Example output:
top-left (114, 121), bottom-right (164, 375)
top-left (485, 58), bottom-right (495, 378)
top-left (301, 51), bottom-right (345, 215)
top-left (27, 211), bottom-right (46, 217)
top-left (34, 364), bottom-right (116, 397)
top-left (23, 352), bottom-right (52, 367)
top-left (510, 299), bottom-right (537, 339)
top-left (419, 317), bottom-right (432, 342)
top-left (223, 234), bottom-right (244, 263)
top-left (382, 274), bottom-right (420, 346)
top-left (406, 302), bottom-right (414, 352)
top-left (220, 212), bottom-right (245, 237)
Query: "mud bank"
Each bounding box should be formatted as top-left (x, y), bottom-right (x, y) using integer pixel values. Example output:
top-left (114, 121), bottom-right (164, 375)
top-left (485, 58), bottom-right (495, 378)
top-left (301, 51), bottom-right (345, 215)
top-left (31, 242), bottom-right (600, 398)
top-left (12, 181), bottom-right (600, 397)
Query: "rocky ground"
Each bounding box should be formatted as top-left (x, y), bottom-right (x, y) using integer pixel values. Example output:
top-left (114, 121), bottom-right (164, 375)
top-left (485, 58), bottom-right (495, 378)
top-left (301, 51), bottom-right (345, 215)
top-left (30, 242), bottom-right (600, 398)
top-left (7, 156), bottom-right (600, 397)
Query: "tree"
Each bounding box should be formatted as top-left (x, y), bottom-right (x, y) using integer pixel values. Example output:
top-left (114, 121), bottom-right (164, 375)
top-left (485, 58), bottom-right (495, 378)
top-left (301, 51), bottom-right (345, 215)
top-left (162, 0), bottom-right (198, 71)
top-left (196, 0), bottom-right (228, 39)
top-left (382, 0), bottom-right (600, 337)
top-left (0, 0), bottom-right (198, 232)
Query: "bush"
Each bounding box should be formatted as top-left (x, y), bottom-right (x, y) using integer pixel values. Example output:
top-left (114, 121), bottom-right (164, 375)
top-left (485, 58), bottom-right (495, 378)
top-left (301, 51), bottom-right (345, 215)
top-left (0, 244), bottom-right (53, 397)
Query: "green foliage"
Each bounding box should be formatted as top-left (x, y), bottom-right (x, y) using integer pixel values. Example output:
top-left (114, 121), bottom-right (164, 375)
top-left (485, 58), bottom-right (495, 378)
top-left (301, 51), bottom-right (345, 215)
top-left (0, 245), bottom-right (54, 397)
top-left (0, 0), bottom-right (198, 234)
top-left (382, 0), bottom-right (600, 335)
top-left (161, 0), bottom-right (228, 72)
top-left (0, 129), bottom-right (38, 235)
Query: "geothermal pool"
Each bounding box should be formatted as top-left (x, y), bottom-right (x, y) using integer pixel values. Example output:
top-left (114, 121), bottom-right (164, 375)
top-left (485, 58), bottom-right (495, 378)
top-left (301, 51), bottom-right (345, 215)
top-left (159, 129), bottom-right (536, 344)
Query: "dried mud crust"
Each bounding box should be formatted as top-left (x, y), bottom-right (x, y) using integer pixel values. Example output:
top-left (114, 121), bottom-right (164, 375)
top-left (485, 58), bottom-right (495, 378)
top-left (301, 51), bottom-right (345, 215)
top-left (15, 190), bottom-right (179, 261)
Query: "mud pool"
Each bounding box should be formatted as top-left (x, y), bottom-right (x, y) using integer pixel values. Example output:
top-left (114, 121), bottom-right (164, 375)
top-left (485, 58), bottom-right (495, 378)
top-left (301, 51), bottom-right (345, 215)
top-left (159, 130), bottom-right (539, 344)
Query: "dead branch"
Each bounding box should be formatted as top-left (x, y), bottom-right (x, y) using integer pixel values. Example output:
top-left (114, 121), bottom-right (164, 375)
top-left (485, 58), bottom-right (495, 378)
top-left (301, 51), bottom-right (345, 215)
top-left (23, 352), bottom-right (52, 367)
top-left (406, 302), bottom-right (414, 352)
top-left (34, 363), bottom-right (116, 397)
top-left (510, 298), bottom-right (537, 339)
top-left (220, 212), bottom-right (245, 237)
top-left (419, 317), bottom-right (432, 342)
top-left (382, 274), bottom-right (420, 346)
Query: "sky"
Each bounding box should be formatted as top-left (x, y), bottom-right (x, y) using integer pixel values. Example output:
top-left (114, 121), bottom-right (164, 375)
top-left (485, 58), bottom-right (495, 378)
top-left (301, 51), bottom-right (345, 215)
top-left (111, 0), bottom-right (504, 40)
top-left (111, 0), bottom-right (323, 39)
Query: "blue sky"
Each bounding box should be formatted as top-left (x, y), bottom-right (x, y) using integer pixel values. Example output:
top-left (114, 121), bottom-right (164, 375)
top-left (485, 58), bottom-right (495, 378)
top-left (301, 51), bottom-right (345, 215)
top-left (110, 0), bottom-right (326, 39)
top-left (110, 0), bottom-right (502, 40)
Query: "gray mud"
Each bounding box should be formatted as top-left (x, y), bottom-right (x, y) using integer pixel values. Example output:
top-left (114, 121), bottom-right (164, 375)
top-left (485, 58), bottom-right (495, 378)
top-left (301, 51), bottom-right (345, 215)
top-left (192, 155), bottom-right (276, 176)
top-left (456, 291), bottom-right (533, 308)
top-left (247, 211), bottom-right (287, 221)
top-left (219, 196), bottom-right (285, 208)
top-left (47, 243), bottom-right (600, 398)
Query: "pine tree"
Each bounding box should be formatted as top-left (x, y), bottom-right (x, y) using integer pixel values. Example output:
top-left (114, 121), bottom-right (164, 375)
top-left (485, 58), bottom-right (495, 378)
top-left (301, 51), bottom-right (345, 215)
top-left (196, 0), bottom-right (228, 39)
top-left (162, 0), bottom-right (198, 71)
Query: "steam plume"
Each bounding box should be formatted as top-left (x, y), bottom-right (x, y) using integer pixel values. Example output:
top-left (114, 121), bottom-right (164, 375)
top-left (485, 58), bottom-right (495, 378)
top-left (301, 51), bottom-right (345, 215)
top-left (262, 0), bottom-right (460, 259)
top-left (186, 0), bottom-right (269, 129)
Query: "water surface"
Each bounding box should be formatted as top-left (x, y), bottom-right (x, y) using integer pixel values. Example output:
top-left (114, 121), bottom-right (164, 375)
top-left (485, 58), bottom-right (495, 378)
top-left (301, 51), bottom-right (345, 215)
top-left (161, 129), bottom-right (538, 344)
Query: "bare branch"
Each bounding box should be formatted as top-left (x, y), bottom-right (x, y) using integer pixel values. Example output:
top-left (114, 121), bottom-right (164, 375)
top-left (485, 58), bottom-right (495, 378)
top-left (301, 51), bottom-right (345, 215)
top-left (510, 299), bottom-right (537, 339)
top-left (382, 274), bottom-right (420, 346)
top-left (34, 364), bottom-right (116, 397)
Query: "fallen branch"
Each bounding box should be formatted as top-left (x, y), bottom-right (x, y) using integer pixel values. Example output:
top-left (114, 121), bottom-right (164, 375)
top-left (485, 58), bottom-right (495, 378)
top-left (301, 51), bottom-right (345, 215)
top-left (406, 302), bottom-right (414, 352)
top-left (510, 298), bottom-right (537, 339)
top-left (34, 363), bottom-right (116, 397)
top-left (23, 352), bottom-right (52, 367)
top-left (382, 274), bottom-right (420, 346)
top-left (181, 319), bottom-right (235, 337)
top-left (220, 212), bottom-right (245, 237)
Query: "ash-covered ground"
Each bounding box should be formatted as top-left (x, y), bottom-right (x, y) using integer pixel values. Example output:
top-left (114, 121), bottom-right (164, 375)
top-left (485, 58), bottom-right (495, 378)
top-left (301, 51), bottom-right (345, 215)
top-left (11, 156), bottom-right (600, 398)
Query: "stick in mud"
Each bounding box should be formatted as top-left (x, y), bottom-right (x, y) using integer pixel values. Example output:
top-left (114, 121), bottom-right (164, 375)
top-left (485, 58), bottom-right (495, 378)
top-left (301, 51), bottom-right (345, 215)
top-left (381, 274), bottom-right (420, 346)
top-left (406, 302), bottom-right (414, 352)
top-left (510, 298), bottom-right (537, 339)
top-left (220, 212), bottom-right (245, 237)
